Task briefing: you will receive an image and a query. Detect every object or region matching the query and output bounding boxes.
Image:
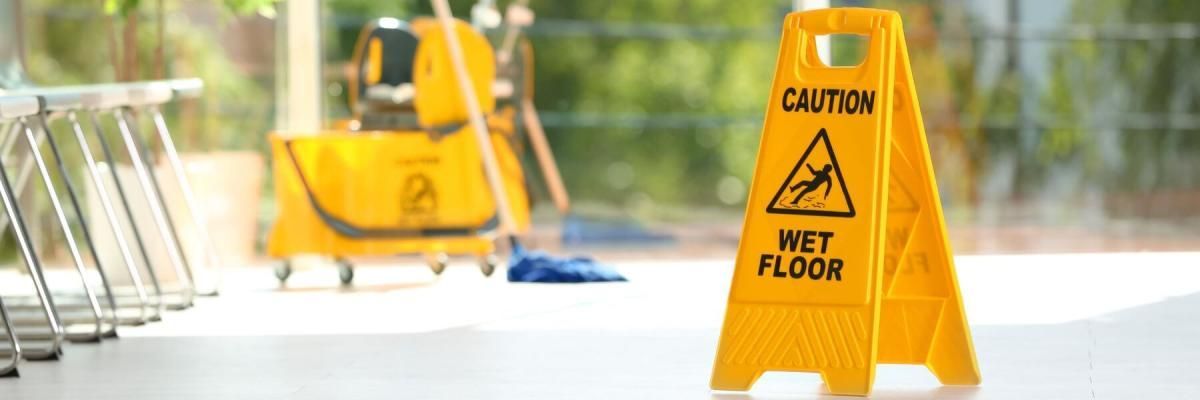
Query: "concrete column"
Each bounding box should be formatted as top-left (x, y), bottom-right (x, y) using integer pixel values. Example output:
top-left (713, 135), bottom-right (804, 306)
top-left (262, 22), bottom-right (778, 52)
top-left (276, 0), bottom-right (323, 135)
top-left (793, 0), bottom-right (831, 65)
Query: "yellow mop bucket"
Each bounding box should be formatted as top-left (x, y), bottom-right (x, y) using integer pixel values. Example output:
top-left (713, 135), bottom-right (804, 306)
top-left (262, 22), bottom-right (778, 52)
top-left (266, 123), bottom-right (530, 270)
top-left (267, 17), bottom-right (531, 283)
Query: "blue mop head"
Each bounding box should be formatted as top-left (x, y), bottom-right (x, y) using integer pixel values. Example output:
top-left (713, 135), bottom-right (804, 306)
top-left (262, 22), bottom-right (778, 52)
top-left (506, 240), bottom-right (627, 283)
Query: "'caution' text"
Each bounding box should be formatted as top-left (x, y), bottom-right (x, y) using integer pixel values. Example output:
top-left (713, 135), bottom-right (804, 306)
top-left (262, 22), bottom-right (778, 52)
top-left (781, 87), bottom-right (875, 115)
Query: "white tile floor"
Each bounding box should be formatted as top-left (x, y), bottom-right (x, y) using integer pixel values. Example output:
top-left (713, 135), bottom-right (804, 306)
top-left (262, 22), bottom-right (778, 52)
top-left (2, 252), bottom-right (1199, 399)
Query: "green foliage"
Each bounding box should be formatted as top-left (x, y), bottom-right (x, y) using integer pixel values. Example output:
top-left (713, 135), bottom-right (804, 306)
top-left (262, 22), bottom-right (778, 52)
top-left (507, 0), bottom-right (788, 216)
top-left (104, 0), bottom-right (280, 17)
top-left (1044, 0), bottom-right (1200, 191)
top-left (223, 0), bottom-right (280, 17)
top-left (103, 0), bottom-right (138, 16)
top-left (24, 0), bottom-right (275, 151)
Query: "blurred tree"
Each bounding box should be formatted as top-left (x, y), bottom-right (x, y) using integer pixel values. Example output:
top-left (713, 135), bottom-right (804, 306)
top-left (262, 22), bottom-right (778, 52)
top-left (103, 0), bottom-right (279, 80)
top-left (19, 0), bottom-right (278, 150)
top-left (522, 1), bottom-right (783, 216)
top-left (1042, 0), bottom-right (1200, 218)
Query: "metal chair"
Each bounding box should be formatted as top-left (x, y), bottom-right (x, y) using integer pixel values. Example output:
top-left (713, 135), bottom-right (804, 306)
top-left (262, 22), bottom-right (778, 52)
top-left (0, 94), bottom-right (40, 377)
top-left (99, 83), bottom-right (196, 309)
top-left (0, 0), bottom-right (215, 376)
top-left (0, 0), bottom-right (157, 341)
top-left (130, 79), bottom-right (224, 296)
top-left (69, 87), bottom-right (166, 323)
top-left (1, 0), bottom-right (194, 316)
top-left (0, 94), bottom-right (64, 363)
top-left (1, 95), bottom-right (111, 343)
top-left (5, 87), bottom-right (164, 326)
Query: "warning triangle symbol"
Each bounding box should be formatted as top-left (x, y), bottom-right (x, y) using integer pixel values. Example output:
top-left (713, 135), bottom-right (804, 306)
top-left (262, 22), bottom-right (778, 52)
top-left (766, 128), bottom-right (855, 218)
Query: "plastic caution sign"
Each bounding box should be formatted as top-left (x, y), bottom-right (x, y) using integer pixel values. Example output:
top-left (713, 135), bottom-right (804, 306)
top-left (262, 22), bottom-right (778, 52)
top-left (711, 8), bottom-right (980, 396)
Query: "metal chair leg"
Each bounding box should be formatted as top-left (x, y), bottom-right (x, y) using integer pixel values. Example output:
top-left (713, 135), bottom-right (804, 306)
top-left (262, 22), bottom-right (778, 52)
top-left (0, 122), bottom-right (20, 373)
top-left (0, 120), bottom-right (63, 361)
top-left (111, 108), bottom-right (194, 309)
top-left (0, 123), bottom-right (19, 158)
top-left (146, 105), bottom-right (224, 295)
top-left (88, 112), bottom-right (168, 317)
top-left (0, 124), bottom-right (43, 231)
top-left (33, 113), bottom-right (121, 338)
top-left (14, 117), bottom-right (106, 343)
top-left (0, 293), bottom-right (20, 377)
top-left (68, 111), bottom-right (154, 325)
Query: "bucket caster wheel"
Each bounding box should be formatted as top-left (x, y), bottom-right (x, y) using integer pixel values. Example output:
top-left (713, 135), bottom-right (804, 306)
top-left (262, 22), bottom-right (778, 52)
top-left (336, 258), bottom-right (354, 285)
top-left (479, 254), bottom-right (498, 277)
top-left (274, 262), bottom-right (292, 284)
top-left (427, 253), bottom-right (448, 275)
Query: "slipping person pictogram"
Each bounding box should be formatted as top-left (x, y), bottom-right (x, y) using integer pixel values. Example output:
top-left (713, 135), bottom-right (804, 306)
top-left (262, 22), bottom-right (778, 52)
top-left (401, 173), bottom-right (437, 214)
top-left (789, 163), bottom-right (834, 205)
top-left (766, 128), bottom-right (855, 217)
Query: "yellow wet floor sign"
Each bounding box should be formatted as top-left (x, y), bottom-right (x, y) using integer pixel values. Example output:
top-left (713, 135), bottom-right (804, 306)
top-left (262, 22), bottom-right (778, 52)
top-left (711, 8), bottom-right (980, 396)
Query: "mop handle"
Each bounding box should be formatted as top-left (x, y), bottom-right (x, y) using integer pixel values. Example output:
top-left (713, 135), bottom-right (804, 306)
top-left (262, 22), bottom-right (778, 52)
top-left (430, 0), bottom-right (519, 238)
top-left (521, 98), bottom-right (570, 213)
top-left (497, 2), bottom-right (572, 214)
